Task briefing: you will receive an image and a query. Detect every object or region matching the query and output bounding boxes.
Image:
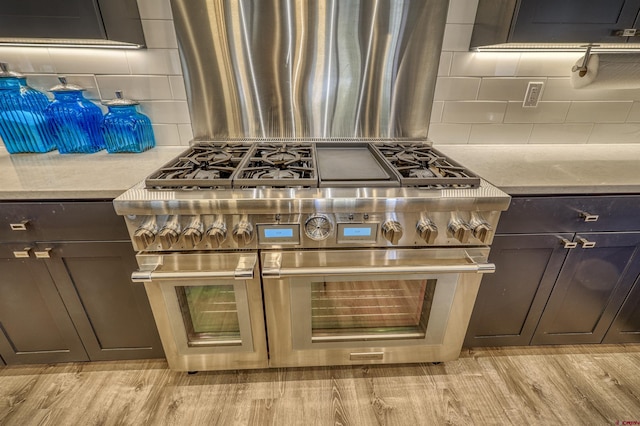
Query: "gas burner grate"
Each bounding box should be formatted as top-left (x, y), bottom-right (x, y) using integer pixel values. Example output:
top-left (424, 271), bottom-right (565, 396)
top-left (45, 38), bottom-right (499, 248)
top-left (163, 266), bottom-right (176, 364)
top-left (233, 143), bottom-right (318, 188)
top-left (372, 142), bottom-right (480, 188)
top-left (145, 142), bottom-right (252, 189)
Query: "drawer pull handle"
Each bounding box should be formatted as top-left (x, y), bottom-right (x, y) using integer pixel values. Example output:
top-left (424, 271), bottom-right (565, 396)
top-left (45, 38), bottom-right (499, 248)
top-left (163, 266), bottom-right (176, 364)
top-left (578, 238), bottom-right (596, 249)
top-left (350, 352), bottom-right (384, 361)
top-left (580, 212), bottom-right (599, 222)
top-left (10, 220), bottom-right (29, 231)
top-left (560, 238), bottom-right (577, 249)
top-left (35, 248), bottom-right (53, 259)
top-left (13, 247), bottom-right (32, 258)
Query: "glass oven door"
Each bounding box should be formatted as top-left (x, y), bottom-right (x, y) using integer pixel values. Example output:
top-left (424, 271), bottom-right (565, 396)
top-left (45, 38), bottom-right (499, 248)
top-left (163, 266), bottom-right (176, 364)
top-left (132, 252), bottom-right (267, 371)
top-left (262, 248), bottom-right (494, 367)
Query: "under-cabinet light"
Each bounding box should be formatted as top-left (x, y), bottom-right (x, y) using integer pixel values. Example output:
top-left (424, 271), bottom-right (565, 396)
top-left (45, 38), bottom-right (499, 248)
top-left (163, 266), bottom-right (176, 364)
top-left (0, 38), bottom-right (144, 49)
top-left (473, 43), bottom-right (640, 53)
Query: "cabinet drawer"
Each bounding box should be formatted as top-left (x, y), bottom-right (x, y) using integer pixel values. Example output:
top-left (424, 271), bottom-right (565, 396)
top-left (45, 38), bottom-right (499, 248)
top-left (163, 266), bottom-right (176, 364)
top-left (497, 196), bottom-right (640, 234)
top-left (0, 201), bottom-right (129, 242)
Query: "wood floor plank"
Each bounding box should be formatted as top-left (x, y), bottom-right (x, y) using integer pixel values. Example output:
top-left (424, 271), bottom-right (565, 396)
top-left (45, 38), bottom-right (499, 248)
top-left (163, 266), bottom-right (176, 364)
top-left (1, 346), bottom-right (640, 425)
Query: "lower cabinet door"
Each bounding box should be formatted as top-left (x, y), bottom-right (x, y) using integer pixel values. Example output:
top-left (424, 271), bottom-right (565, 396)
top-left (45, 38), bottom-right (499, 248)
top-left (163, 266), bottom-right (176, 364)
top-left (40, 241), bottom-right (164, 361)
top-left (0, 244), bottom-right (89, 364)
top-left (532, 232), bottom-right (640, 345)
top-left (603, 273), bottom-right (640, 344)
top-left (464, 233), bottom-right (571, 347)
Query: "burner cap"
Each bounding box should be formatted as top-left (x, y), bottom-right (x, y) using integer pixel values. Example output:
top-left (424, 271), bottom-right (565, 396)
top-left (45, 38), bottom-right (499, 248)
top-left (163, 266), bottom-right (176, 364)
top-left (409, 169), bottom-right (436, 178)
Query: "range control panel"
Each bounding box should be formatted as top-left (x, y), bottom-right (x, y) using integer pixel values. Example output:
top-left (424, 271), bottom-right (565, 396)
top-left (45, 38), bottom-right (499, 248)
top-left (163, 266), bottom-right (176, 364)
top-left (124, 211), bottom-right (502, 252)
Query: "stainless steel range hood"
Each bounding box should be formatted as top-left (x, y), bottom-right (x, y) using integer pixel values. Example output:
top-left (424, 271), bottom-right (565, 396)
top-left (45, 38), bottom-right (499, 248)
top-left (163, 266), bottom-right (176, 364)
top-left (170, 0), bottom-right (449, 140)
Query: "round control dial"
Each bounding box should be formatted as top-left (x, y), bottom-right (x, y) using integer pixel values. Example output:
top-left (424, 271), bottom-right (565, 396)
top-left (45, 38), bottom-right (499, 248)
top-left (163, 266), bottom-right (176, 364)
top-left (382, 220), bottom-right (403, 245)
top-left (305, 214), bottom-right (332, 241)
top-left (417, 218), bottom-right (438, 244)
top-left (182, 215), bottom-right (204, 248)
top-left (133, 216), bottom-right (158, 249)
top-left (159, 215), bottom-right (181, 249)
top-left (207, 220), bottom-right (227, 248)
top-left (232, 220), bottom-right (254, 246)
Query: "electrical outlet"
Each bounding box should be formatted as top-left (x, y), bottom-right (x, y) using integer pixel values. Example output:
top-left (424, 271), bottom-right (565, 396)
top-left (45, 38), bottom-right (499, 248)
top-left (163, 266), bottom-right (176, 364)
top-left (523, 81), bottom-right (544, 108)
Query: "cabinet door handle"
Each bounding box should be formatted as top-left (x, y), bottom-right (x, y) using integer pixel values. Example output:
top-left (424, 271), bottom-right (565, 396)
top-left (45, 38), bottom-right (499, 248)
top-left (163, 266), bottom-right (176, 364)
top-left (34, 248), bottom-right (53, 259)
top-left (13, 247), bottom-right (32, 258)
top-left (613, 29), bottom-right (640, 37)
top-left (580, 212), bottom-right (599, 222)
top-left (578, 238), bottom-right (596, 249)
top-left (560, 238), bottom-right (577, 249)
top-left (10, 220), bottom-right (29, 231)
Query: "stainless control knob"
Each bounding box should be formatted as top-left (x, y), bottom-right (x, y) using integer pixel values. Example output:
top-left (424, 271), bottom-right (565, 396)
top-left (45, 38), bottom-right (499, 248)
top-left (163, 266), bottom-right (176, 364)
top-left (159, 216), bottom-right (181, 249)
top-left (472, 222), bottom-right (493, 243)
top-left (182, 216), bottom-right (204, 248)
top-left (470, 214), bottom-right (494, 244)
top-left (133, 216), bottom-right (158, 249)
top-left (206, 219), bottom-right (227, 248)
top-left (232, 220), bottom-right (254, 247)
top-left (417, 218), bottom-right (438, 244)
top-left (448, 218), bottom-right (471, 243)
top-left (382, 220), bottom-right (403, 245)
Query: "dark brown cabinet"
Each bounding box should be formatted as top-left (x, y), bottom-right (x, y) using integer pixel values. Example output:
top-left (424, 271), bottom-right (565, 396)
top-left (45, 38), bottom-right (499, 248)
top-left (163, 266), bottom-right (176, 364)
top-left (0, 243), bottom-right (89, 364)
top-left (604, 271), bottom-right (640, 343)
top-left (471, 0), bottom-right (640, 48)
top-left (0, 201), bottom-right (163, 365)
top-left (0, 0), bottom-right (145, 47)
top-left (465, 195), bottom-right (640, 347)
top-left (39, 241), bottom-right (163, 361)
top-left (532, 232), bottom-right (640, 344)
top-left (465, 233), bottom-right (571, 347)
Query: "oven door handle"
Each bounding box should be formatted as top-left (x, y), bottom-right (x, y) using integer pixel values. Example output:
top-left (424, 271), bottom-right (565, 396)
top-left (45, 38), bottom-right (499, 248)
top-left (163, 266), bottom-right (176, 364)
top-left (261, 253), bottom-right (495, 278)
top-left (131, 254), bottom-right (256, 282)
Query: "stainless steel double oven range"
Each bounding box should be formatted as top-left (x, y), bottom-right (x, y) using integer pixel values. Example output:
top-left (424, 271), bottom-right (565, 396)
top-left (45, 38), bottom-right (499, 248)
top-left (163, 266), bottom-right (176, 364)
top-left (113, 0), bottom-right (510, 371)
top-left (114, 141), bottom-right (510, 371)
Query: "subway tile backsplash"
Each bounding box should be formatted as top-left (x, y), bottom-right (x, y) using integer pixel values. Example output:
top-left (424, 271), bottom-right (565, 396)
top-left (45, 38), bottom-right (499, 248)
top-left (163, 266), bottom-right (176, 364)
top-left (1, 0), bottom-right (638, 147)
top-left (432, 0), bottom-right (640, 144)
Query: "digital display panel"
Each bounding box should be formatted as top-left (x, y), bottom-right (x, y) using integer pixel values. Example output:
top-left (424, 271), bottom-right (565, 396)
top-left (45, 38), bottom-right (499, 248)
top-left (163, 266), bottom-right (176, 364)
top-left (343, 227), bottom-right (372, 237)
top-left (257, 224), bottom-right (300, 245)
top-left (264, 228), bottom-right (294, 238)
top-left (337, 223), bottom-right (377, 243)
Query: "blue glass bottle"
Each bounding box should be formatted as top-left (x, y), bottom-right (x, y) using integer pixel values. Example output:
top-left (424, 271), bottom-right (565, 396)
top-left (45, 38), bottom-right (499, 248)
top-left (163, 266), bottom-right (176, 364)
top-left (102, 91), bottom-right (155, 153)
top-left (45, 77), bottom-right (106, 154)
top-left (0, 63), bottom-right (56, 153)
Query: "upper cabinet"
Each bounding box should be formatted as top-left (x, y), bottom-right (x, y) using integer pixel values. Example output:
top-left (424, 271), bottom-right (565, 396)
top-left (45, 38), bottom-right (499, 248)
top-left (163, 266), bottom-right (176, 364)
top-left (0, 0), bottom-right (145, 48)
top-left (471, 0), bottom-right (640, 49)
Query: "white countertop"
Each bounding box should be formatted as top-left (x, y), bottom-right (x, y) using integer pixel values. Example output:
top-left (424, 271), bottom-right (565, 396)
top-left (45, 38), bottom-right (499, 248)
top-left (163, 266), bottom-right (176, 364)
top-left (0, 146), bottom-right (185, 200)
top-left (436, 144), bottom-right (640, 195)
top-left (0, 143), bottom-right (639, 200)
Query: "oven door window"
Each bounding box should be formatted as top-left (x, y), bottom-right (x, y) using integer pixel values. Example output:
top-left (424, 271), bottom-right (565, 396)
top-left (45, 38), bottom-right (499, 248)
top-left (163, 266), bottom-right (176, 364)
top-left (176, 284), bottom-right (241, 346)
top-left (290, 273), bottom-right (459, 348)
top-left (161, 279), bottom-right (256, 351)
top-left (310, 278), bottom-right (436, 341)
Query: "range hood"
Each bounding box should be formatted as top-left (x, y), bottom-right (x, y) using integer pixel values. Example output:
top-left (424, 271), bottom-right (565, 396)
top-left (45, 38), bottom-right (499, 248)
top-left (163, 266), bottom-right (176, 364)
top-left (170, 0), bottom-right (449, 140)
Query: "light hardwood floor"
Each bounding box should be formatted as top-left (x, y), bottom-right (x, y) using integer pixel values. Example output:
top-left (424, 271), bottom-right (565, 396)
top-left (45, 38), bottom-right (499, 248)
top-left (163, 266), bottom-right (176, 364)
top-left (1, 345), bottom-right (639, 425)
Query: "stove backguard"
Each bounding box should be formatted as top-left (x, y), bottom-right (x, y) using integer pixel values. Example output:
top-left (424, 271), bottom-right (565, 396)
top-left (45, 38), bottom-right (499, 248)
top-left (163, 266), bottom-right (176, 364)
top-left (170, 0), bottom-right (448, 140)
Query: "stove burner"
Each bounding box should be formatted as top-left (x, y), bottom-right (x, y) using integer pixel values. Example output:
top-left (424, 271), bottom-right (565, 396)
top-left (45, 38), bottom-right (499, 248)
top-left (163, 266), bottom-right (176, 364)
top-left (145, 142), bottom-right (252, 189)
top-left (373, 142), bottom-right (480, 188)
top-left (234, 143), bottom-right (318, 187)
